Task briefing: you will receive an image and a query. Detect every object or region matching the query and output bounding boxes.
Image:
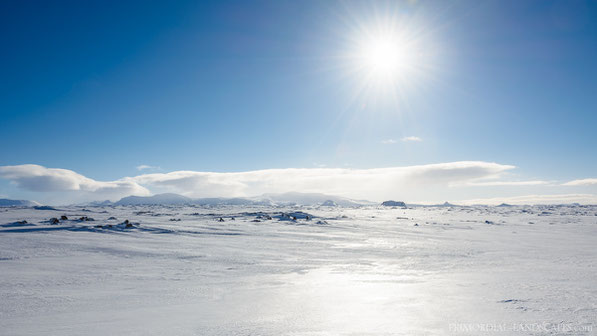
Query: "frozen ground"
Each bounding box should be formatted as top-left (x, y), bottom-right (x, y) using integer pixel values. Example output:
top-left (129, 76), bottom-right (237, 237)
top-left (1, 204), bottom-right (596, 335)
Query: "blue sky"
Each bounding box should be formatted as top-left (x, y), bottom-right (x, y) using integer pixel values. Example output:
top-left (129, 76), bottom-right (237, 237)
top-left (1, 0), bottom-right (597, 204)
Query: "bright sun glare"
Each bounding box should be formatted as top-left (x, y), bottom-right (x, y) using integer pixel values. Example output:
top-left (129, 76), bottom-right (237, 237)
top-left (341, 10), bottom-right (435, 103)
top-left (359, 33), bottom-right (415, 83)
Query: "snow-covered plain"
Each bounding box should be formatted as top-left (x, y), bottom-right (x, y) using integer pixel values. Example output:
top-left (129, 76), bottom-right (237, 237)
top-left (1, 204), bottom-right (596, 335)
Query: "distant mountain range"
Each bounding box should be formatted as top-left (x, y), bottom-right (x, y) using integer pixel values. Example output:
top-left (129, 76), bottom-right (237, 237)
top-left (0, 193), bottom-right (375, 207)
top-left (0, 199), bottom-right (40, 207)
top-left (6, 194), bottom-right (582, 207)
top-left (112, 193), bottom-right (271, 206)
top-left (110, 192), bottom-right (373, 207)
top-left (116, 193), bottom-right (193, 206)
top-left (259, 192), bottom-right (373, 207)
top-left (0, 193), bottom-right (469, 208)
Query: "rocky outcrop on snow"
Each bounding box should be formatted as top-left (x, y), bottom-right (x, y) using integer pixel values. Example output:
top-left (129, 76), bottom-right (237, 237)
top-left (381, 200), bottom-right (406, 207)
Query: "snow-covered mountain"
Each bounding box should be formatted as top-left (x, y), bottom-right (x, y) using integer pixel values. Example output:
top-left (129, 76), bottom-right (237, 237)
top-left (320, 200), bottom-right (338, 207)
top-left (111, 192), bottom-right (370, 207)
top-left (193, 197), bottom-right (272, 206)
top-left (0, 199), bottom-right (40, 207)
top-left (259, 192), bottom-right (371, 207)
top-left (86, 200), bottom-right (114, 206)
top-left (114, 194), bottom-right (269, 206)
top-left (115, 193), bottom-right (193, 205)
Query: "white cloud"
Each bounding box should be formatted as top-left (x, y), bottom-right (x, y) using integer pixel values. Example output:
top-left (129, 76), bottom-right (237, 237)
top-left (466, 180), bottom-right (551, 187)
top-left (381, 139), bottom-right (397, 144)
top-left (402, 136), bottom-right (422, 142)
top-left (562, 178), bottom-right (597, 186)
top-left (0, 161), bottom-right (515, 202)
top-left (460, 194), bottom-right (597, 205)
top-left (126, 161), bottom-right (515, 200)
top-left (137, 165), bottom-right (160, 171)
top-left (4, 162), bottom-right (592, 205)
top-left (0, 164), bottom-right (150, 200)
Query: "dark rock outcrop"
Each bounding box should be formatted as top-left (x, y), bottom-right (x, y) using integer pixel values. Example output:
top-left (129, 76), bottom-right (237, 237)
top-left (381, 200), bottom-right (406, 207)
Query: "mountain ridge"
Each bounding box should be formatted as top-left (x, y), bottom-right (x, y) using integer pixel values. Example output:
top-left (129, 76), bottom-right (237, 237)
top-left (0, 198), bottom-right (41, 207)
top-left (111, 192), bottom-right (370, 207)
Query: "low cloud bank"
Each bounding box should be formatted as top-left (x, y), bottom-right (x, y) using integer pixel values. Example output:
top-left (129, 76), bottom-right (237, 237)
top-left (460, 194), bottom-right (597, 205)
top-left (1, 162), bottom-right (594, 204)
top-left (0, 162), bottom-right (513, 202)
top-left (126, 161), bottom-right (514, 199)
top-left (0, 165), bottom-right (149, 201)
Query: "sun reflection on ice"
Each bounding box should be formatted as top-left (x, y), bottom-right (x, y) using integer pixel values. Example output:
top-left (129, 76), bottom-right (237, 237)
top-left (277, 267), bottom-right (427, 335)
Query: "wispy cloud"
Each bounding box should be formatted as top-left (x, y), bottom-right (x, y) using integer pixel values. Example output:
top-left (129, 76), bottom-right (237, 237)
top-left (460, 194), bottom-right (597, 205)
top-left (466, 180), bottom-right (551, 187)
top-left (381, 139), bottom-right (397, 144)
top-left (562, 178), bottom-right (597, 186)
top-left (137, 165), bottom-right (161, 171)
top-left (402, 136), bottom-right (422, 142)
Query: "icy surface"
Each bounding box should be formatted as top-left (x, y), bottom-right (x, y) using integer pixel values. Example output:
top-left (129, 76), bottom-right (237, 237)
top-left (1, 205), bottom-right (596, 335)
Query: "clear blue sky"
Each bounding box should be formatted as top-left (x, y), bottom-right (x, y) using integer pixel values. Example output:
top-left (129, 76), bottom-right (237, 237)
top-left (1, 0), bottom-right (597, 203)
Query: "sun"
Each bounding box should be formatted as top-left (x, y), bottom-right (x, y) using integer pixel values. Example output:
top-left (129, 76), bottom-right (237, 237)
top-left (361, 34), bottom-right (412, 80)
top-left (336, 9), bottom-right (437, 105)
top-left (357, 32), bottom-right (416, 84)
